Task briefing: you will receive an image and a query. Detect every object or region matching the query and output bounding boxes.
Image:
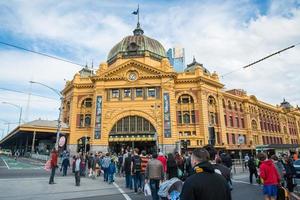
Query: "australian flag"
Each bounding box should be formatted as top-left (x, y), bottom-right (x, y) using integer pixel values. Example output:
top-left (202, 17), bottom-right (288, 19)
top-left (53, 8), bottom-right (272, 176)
top-left (132, 7), bottom-right (139, 15)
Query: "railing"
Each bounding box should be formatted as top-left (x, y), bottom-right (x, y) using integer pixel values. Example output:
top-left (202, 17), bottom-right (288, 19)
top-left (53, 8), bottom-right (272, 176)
top-left (31, 153), bottom-right (50, 161)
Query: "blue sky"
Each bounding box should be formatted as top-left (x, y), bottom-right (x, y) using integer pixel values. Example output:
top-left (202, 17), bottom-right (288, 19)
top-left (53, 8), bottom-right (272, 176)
top-left (0, 0), bottom-right (300, 138)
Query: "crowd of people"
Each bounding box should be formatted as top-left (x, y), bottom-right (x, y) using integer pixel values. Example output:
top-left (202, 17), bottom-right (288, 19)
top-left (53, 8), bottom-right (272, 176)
top-left (246, 152), bottom-right (298, 200)
top-left (46, 145), bottom-right (300, 200)
top-left (47, 145), bottom-right (235, 200)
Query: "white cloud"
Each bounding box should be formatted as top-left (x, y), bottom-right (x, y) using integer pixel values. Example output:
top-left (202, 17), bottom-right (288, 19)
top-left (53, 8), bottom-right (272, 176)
top-left (0, 0), bottom-right (300, 127)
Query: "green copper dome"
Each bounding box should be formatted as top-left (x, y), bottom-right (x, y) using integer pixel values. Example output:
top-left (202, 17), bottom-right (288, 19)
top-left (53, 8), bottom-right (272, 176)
top-left (107, 23), bottom-right (167, 64)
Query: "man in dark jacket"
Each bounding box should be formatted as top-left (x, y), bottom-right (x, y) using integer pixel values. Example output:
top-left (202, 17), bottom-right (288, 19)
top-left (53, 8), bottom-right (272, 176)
top-left (180, 148), bottom-right (231, 200)
top-left (248, 156), bottom-right (258, 184)
top-left (124, 153), bottom-right (133, 189)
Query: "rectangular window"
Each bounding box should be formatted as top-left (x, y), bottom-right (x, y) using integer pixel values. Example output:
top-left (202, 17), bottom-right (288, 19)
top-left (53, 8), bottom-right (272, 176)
top-left (197, 140), bottom-right (199, 146)
top-left (124, 88), bottom-right (131, 98)
top-left (130, 116), bottom-right (136, 132)
top-left (232, 134), bottom-right (236, 144)
top-left (226, 133), bottom-right (229, 144)
top-left (148, 88), bottom-right (156, 98)
top-left (210, 112), bottom-right (215, 125)
top-left (177, 111), bottom-right (182, 124)
top-left (79, 114), bottom-right (84, 127)
top-left (85, 114), bottom-right (91, 127)
top-left (112, 89), bottom-right (119, 98)
top-left (224, 115), bottom-right (227, 126)
top-left (244, 135), bottom-right (247, 144)
top-left (187, 140), bottom-right (191, 146)
top-left (216, 132), bottom-right (220, 144)
top-left (192, 131), bottom-right (196, 136)
top-left (236, 117), bottom-right (239, 128)
top-left (136, 88), bottom-right (143, 97)
top-left (123, 117), bottom-right (129, 132)
top-left (241, 118), bottom-right (245, 128)
top-left (229, 116), bottom-right (233, 127)
top-left (137, 117), bottom-right (143, 132)
top-left (191, 111), bottom-right (195, 123)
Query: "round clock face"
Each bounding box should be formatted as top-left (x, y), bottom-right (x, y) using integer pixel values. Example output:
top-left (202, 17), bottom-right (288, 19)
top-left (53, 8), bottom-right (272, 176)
top-left (128, 72), bottom-right (137, 81)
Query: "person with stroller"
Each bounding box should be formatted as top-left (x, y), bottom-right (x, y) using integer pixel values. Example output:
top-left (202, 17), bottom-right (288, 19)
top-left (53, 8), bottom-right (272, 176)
top-left (180, 148), bottom-right (232, 200)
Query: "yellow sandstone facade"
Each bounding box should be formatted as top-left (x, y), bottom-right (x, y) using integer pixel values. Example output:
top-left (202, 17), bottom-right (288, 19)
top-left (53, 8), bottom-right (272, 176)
top-left (62, 25), bottom-right (300, 154)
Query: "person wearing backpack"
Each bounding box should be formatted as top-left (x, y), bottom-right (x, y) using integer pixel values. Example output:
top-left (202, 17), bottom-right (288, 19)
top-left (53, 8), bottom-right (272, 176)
top-left (102, 153), bottom-right (111, 182)
top-left (131, 148), bottom-right (142, 193)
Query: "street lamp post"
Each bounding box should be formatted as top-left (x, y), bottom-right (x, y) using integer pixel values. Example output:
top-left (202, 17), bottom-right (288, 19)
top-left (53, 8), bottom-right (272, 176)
top-left (30, 81), bottom-right (63, 150)
top-left (2, 102), bottom-right (22, 125)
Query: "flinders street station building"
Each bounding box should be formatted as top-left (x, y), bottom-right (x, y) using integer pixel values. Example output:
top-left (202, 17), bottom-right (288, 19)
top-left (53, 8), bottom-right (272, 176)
top-left (1, 23), bottom-right (300, 156)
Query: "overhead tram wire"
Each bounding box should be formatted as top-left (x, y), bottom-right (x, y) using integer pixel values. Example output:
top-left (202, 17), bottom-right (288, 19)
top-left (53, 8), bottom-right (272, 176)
top-left (0, 87), bottom-right (59, 101)
top-left (0, 41), bottom-right (84, 67)
top-left (221, 42), bottom-right (300, 78)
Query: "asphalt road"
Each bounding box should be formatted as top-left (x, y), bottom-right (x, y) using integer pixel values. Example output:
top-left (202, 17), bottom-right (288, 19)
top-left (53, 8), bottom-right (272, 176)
top-left (0, 155), bottom-right (264, 200)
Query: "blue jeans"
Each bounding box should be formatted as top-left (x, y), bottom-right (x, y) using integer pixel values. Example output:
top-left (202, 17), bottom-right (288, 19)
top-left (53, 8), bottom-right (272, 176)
top-left (133, 171), bottom-right (142, 192)
top-left (103, 168), bottom-right (109, 182)
top-left (125, 174), bottom-right (132, 189)
top-left (108, 173), bottom-right (114, 183)
top-left (49, 167), bottom-right (56, 184)
top-left (141, 173), bottom-right (145, 190)
top-left (150, 179), bottom-right (160, 200)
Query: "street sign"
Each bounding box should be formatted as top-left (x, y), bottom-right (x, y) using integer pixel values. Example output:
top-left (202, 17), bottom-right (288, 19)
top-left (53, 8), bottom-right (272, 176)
top-left (238, 135), bottom-right (245, 144)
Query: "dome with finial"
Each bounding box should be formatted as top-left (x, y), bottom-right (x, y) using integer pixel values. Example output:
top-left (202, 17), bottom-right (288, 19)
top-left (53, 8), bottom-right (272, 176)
top-left (280, 98), bottom-right (293, 109)
top-left (107, 23), bottom-right (167, 64)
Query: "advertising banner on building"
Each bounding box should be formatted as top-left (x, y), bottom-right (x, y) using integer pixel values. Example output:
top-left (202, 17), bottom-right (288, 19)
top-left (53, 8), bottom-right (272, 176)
top-left (94, 96), bottom-right (102, 139)
top-left (163, 93), bottom-right (171, 138)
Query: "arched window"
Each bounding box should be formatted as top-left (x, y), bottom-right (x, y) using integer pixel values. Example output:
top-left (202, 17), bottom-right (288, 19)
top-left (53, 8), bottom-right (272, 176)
top-left (110, 116), bottom-right (156, 134)
top-left (283, 126), bottom-right (287, 134)
top-left (251, 120), bottom-right (257, 130)
top-left (239, 104), bottom-right (243, 112)
top-left (234, 102), bottom-right (237, 111)
top-left (228, 100), bottom-right (232, 110)
top-left (82, 98), bottom-right (92, 108)
top-left (208, 96), bottom-right (216, 105)
top-left (178, 94), bottom-right (194, 104)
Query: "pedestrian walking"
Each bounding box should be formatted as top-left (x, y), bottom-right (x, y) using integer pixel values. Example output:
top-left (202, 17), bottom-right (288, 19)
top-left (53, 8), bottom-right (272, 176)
top-left (61, 156), bottom-right (70, 176)
top-left (167, 153), bottom-right (178, 180)
top-left (244, 154), bottom-right (250, 170)
top-left (184, 151), bottom-right (192, 178)
top-left (131, 148), bottom-right (142, 193)
top-left (271, 155), bottom-right (285, 186)
top-left (180, 148), bottom-right (231, 200)
top-left (124, 152), bottom-right (133, 189)
top-left (108, 159), bottom-right (116, 184)
top-left (283, 154), bottom-right (297, 192)
top-left (118, 153), bottom-right (123, 176)
top-left (257, 152), bottom-right (280, 200)
top-left (49, 148), bottom-right (58, 184)
top-left (74, 154), bottom-right (81, 186)
top-left (157, 152), bottom-right (167, 175)
top-left (140, 150), bottom-right (150, 190)
top-left (145, 152), bottom-right (164, 200)
top-left (248, 156), bottom-right (258, 184)
top-left (102, 153), bottom-right (111, 182)
top-left (175, 152), bottom-right (184, 175)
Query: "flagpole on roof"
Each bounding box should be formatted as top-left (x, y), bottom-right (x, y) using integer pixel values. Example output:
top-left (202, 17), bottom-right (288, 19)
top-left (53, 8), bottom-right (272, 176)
top-left (138, 4), bottom-right (139, 25)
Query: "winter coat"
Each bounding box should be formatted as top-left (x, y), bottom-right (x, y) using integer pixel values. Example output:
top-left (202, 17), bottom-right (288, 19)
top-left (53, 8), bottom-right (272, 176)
top-left (259, 160), bottom-right (280, 185)
top-left (50, 151), bottom-right (58, 168)
top-left (283, 160), bottom-right (296, 178)
top-left (167, 159), bottom-right (178, 179)
top-left (108, 162), bottom-right (116, 174)
top-left (214, 163), bottom-right (231, 182)
top-left (145, 159), bottom-right (164, 180)
top-left (62, 158), bottom-right (70, 169)
top-left (124, 156), bottom-right (132, 175)
top-left (157, 155), bottom-right (167, 172)
top-left (274, 161), bottom-right (284, 181)
top-left (248, 158), bottom-right (257, 173)
top-left (180, 161), bottom-right (232, 200)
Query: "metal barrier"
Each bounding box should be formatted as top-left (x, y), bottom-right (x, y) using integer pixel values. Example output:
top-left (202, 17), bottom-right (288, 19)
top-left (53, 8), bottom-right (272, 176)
top-left (31, 153), bottom-right (49, 161)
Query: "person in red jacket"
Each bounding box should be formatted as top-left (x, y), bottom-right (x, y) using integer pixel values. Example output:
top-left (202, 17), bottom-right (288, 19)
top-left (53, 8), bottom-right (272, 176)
top-left (49, 148), bottom-right (58, 184)
top-left (257, 153), bottom-right (280, 200)
top-left (157, 152), bottom-right (167, 173)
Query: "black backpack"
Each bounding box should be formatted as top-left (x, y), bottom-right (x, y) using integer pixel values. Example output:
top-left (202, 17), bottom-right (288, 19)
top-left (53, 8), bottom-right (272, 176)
top-left (133, 155), bottom-right (141, 172)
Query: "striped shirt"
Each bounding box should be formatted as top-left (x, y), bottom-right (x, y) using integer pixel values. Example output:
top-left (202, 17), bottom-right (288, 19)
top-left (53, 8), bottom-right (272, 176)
top-left (140, 155), bottom-right (150, 173)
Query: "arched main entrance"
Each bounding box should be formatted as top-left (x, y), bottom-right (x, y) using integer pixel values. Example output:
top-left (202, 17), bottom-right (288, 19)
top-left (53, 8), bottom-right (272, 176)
top-left (109, 115), bottom-right (157, 153)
